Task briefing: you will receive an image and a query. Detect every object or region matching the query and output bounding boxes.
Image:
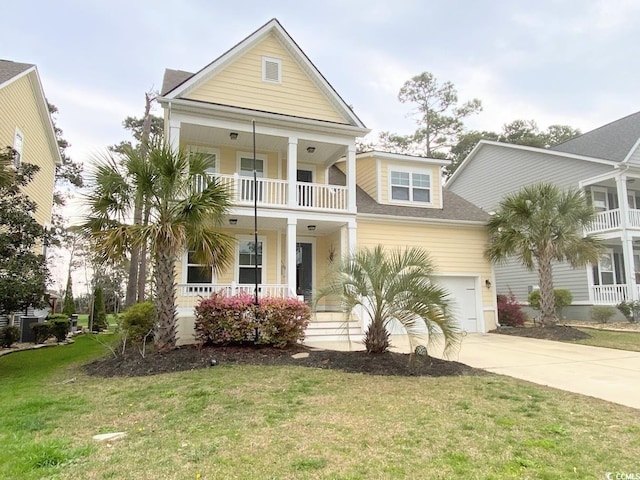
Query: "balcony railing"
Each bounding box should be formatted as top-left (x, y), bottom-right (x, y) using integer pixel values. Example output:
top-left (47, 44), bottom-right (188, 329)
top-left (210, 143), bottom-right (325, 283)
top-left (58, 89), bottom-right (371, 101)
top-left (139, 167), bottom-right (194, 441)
top-left (591, 284), bottom-right (629, 305)
top-left (585, 208), bottom-right (640, 234)
top-left (177, 283), bottom-right (293, 309)
top-left (194, 173), bottom-right (349, 212)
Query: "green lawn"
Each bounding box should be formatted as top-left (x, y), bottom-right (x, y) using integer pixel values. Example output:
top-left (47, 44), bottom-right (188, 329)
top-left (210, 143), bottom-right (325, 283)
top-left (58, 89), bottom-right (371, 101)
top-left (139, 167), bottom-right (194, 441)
top-left (1, 336), bottom-right (639, 479)
top-left (76, 313), bottom-right (118, 331)
top-left (572, 328), bottom-right (640, 352)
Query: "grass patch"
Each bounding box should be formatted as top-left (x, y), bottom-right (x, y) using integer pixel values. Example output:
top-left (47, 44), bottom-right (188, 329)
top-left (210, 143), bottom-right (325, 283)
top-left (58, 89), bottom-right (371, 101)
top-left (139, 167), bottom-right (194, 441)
top-left (0, 336), bottom-right (638, 479)
top-left (572, 328), bottom-right (640, 352)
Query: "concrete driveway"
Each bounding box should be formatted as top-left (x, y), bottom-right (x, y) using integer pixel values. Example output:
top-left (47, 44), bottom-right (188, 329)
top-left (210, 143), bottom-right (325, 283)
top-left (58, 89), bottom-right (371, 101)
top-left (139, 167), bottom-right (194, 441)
top-left (305, 333), bottom-right (640, 410)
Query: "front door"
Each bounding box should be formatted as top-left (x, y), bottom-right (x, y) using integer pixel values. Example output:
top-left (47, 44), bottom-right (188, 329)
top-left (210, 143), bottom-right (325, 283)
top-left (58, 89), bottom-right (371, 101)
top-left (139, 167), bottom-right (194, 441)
top-left (296, 242), bottom-right (313, 302)
top-left (297, 169), bottom-right (313, 207)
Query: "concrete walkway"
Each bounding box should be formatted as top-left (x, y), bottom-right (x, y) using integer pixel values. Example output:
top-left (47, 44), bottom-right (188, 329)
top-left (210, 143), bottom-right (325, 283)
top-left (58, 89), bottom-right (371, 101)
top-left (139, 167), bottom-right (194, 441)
top-left (304, 333), bottom-right (640, 410)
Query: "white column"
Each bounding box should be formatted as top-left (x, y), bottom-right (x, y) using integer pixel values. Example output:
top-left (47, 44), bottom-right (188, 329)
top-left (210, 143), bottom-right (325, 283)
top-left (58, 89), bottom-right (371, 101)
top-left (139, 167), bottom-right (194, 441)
top-left (616, 174), bottom-right (636, 299)
top-left (286, 218), bottom-right (297, 297)
top-left (347, 219), bottom-right (357, 256)
top-left (287, 137), bottom-right (298, 208)
top-left (169, 119), bottom-right (181, 153)
top-left (346, 144), bottom-right (357, 213)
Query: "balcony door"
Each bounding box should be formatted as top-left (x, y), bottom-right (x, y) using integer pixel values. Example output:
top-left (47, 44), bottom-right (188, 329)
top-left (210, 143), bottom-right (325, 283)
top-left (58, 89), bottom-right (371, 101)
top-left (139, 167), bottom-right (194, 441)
top-left (296, 242), bottom-right (313, 302)
top-left (297, 169), bottom-right (313, 207)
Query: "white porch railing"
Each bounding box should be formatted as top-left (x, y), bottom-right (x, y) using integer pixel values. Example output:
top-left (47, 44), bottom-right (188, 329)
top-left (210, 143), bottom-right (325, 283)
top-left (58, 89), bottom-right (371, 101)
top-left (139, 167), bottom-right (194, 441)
top-left (193, 173), bottom-right (349, 212)
top-left (177, 283), bottom-right (292, 309)
top-left (591, 284), bottom-right (629, 305)
top-left (587, 209), bottom-right (621, 234)
top-left (628, 209), bottom-right (640, 228)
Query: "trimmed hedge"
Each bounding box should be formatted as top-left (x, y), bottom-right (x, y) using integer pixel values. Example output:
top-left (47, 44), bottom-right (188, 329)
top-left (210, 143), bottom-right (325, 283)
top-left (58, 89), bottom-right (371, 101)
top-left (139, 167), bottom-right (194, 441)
top-left (1, 325), bottom-right (21, 347)
top-left (32, 323), bottom-right (51, 344)
top-left (195, 293), bottom-right (310, 347)
top-left (121, 301), bottom-right (156, 343)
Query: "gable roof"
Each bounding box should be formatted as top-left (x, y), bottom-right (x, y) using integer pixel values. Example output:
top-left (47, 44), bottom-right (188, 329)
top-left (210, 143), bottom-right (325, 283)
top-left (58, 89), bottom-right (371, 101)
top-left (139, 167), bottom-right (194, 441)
top-left (160, 18), bottom-right (365, 129)
top-left (0, 60), bottom-right (62, 166)
top-left (0, 60), bottom-right (34, 87)
top-left (550, 110), bottom-right (640, 162)
top-left (328, 167), bottom-right (488, 223)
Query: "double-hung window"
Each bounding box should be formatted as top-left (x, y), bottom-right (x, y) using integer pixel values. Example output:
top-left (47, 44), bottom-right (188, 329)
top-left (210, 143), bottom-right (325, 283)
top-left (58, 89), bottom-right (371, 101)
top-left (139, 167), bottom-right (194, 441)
top-left (390, 170), bottom-right (431, 204)
top-left (238, 239), bottom-right (262, 284)
top-left (13, 129), bottom-right (24, 168)
top-left (185, 251), bottom-right (213, 294)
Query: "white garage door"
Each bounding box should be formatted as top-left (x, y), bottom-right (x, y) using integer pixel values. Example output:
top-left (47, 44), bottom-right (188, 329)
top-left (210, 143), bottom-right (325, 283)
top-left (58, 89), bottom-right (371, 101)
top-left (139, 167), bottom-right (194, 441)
top-left (435, 276), bottom-right (480, 333)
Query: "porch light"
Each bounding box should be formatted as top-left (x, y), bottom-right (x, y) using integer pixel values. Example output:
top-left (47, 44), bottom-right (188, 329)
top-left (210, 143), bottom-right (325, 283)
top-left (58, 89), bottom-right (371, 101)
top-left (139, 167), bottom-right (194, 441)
top-left (306, 146), bottom-right (316, 153)
top-left (485, 279), bottom-right (492, 289)
top-left (230, 132), bottom-right (238, 140)
top-left (307, 225), bottom-right (316, 231)
top-left (229, 218), bottom-right (238, 225)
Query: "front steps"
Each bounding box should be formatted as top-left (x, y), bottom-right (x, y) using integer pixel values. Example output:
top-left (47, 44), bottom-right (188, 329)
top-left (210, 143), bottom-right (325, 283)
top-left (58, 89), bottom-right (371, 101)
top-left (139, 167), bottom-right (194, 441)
top-left (304, 311), bottom-right (363, 343)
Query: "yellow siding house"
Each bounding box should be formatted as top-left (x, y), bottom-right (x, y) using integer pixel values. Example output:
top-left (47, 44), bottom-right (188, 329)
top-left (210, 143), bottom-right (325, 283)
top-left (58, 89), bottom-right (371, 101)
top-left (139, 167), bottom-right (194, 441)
top-left (0, 60), bottom-right (60, 229)
top-left (157, 19), bottom-right (496, 344)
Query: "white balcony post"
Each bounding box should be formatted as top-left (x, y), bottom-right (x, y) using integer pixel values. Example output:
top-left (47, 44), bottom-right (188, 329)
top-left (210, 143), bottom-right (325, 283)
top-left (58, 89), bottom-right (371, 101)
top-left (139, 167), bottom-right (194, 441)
top-left (616, 174), bottom-right (630, 229)
top-left (168, 119), bottom-right (180, 153)
top-left (288, 137), bottom-right (298, 208)
top-left (346, 144), bottom-right (357, 213)
top-left (286, 219), bottom-right (297, 297)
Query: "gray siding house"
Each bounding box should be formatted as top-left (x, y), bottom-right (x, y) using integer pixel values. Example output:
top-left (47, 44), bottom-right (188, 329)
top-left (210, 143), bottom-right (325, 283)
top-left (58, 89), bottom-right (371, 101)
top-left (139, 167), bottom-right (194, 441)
top-left (447, 111), bottom-right (640, 315)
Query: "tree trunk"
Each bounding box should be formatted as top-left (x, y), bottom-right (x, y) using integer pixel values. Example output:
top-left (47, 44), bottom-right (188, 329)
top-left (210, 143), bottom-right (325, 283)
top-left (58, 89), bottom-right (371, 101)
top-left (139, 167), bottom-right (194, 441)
top-left (154, 245), bottom-right (177, 351)
top-left (537, 250), bottom-right (557, 326)
top-left (137, 202), bottom-right (151, 303)
top-left (364, 317), bottom-right (390, 353)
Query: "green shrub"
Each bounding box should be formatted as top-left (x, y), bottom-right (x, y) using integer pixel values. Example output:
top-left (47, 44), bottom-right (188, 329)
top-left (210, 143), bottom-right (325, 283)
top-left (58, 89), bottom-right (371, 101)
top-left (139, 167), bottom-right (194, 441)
top-left (49, 318), bottom-right (70, 342)
top-left (617, 300), bottom-right (640, 323)
top-left (1, 325), bottom-right (21, 347)
top-left (31, 323), bottom-right (51, 344)
top-left (528, 289), bottom-right (573, 318)
top-left (47, 314), bottom-right (69, 322)
top-left (497, 293), bottom-right (526, 327)
top-left (195, 293), bottom-right (310, 347)
top-left (121, 301), bottom-right (156, 342)
top-left (591, 306), bottom-right (617, 323)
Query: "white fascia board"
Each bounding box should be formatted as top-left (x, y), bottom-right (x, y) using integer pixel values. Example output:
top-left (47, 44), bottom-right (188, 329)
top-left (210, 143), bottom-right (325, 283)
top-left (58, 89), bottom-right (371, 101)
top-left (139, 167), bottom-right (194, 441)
top-left (357, 150), bottom-right (451, 166)
top-left (448, 140), bottom-right (619, 188)
top-left (357, 212), bottom-right (487, 227)
top-left (578, 170), bottom-right (621, 188)
top-left (0, 65), bottom-right (35, 90)
top-left (167, 103), bottom-right (369, 140)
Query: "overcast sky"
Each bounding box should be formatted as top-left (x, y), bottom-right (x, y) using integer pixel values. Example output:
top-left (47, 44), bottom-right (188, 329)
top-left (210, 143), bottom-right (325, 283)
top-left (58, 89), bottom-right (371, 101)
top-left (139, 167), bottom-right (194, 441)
top-left (4, 0), bottom-right (640, 167)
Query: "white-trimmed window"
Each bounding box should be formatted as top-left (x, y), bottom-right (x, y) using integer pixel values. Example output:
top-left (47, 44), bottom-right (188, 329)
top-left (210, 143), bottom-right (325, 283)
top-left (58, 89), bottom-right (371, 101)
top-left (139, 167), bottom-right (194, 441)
top-left (185, 251), bottom-right (213, 284)
top-left (238, 152), bottom-right (266, 202)
top-left (238, 238), bottom-right (263, 284)
top-left (389, 169), bottom-right (431, 204)
top-left (13, 128), bottom-right (24, 168)
top-left (594, 251), bottom-right (615, 285)
top-left (262, 56), bottom-right (282, 83)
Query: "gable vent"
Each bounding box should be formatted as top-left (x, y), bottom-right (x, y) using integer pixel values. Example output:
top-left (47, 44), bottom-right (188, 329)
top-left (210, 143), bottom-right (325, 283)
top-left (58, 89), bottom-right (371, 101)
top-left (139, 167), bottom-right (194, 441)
top-left (262, 56), bottom-right (281, 83)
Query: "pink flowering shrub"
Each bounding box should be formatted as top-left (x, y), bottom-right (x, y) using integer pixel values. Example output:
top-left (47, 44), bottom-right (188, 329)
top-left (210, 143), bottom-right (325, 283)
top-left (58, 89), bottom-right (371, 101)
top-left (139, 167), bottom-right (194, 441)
top-left (194, 292), bottom-right (310, 347)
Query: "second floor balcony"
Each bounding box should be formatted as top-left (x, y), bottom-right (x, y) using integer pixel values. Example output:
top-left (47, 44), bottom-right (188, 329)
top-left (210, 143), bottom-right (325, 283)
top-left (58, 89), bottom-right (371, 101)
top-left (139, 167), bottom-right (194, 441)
top-left (194, 173), bottom-right (349, 213)
top-left (586, 208), bottom-right (640, 235)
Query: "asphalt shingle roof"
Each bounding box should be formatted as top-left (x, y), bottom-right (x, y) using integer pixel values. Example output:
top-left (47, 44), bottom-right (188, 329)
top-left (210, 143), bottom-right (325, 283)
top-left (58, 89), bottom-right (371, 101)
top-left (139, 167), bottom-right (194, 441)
top-left (161, 68), bottom-right (194, 96)
top-left (0, 60), bottom-right (33, 85)
top-left (550, 110), bottom-right (640, 162)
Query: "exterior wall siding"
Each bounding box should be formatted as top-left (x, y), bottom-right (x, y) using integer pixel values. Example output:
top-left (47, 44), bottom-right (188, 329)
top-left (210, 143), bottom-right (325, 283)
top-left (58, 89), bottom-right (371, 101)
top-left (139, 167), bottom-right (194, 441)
top-left (448, 144), bottom-right (613, 212)
top-left (627, 144), bottom-right (640, 165)
top-left (0, 74), bottom-right (56, 227)
top-left (353, 157), bottom-right (377, 199)
top-left (356, 219), bottom-right (496, 329)
top-left (185, 34), bottom-right (345, 124)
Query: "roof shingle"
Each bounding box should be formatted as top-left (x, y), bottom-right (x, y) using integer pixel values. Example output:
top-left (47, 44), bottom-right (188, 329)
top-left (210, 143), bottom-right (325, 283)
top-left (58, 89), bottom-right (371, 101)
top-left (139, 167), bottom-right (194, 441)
top-left (0, 60), bottom-right (34, 86)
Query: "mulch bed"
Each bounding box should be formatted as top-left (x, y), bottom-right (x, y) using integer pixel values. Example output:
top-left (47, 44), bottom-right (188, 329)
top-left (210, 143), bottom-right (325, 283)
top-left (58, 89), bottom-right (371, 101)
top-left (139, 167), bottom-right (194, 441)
top-left (490, 325), bottom-right (592, 341)
top-left (84, 343), bottom-right (487, 378)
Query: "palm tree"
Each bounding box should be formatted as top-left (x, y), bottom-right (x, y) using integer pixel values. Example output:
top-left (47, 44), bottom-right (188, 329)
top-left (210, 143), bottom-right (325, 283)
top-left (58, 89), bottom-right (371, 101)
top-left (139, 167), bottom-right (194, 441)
top-left (316, 245), bottom-right (461, 355)
top-left (486, 183), bottom-right (604, 326)
top-left (84, 143), bottom-right (235, 351)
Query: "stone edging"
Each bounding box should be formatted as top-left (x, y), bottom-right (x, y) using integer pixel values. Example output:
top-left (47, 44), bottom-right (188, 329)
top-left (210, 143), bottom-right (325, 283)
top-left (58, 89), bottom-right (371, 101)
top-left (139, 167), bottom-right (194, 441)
top-left (0, 338), bottom-right (75, 357)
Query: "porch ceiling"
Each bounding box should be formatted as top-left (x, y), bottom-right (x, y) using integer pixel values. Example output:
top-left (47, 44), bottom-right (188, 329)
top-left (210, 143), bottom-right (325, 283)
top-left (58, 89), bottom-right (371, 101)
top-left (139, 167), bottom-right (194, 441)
top-left (181, 123), bottom-right (346, 165)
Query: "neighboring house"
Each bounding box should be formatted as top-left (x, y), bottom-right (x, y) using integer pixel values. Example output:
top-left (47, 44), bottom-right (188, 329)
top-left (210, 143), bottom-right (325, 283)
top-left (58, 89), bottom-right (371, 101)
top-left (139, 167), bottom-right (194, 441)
top-left (157, 19), bottom-right (497, 344)
top-left (0, 60), bottom-right (61, 326)
top-left (447, 111), bottom-right (640, 318)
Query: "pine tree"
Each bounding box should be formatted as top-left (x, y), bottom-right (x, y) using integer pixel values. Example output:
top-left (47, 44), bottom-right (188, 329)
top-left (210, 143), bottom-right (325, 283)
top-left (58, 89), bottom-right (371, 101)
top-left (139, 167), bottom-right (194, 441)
top-left (91, 285), bottom-right (108, 331)
top-left (62, 273), bottom-right (75, 316)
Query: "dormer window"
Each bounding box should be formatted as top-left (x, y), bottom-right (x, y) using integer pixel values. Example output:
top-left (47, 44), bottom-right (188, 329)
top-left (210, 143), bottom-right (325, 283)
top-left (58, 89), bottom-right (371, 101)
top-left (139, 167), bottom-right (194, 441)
top-left (390, 170), bottom-right (431, 204)
top-left (262, 56), bottom-right (282, 83)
